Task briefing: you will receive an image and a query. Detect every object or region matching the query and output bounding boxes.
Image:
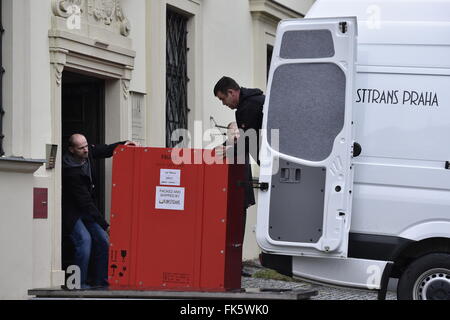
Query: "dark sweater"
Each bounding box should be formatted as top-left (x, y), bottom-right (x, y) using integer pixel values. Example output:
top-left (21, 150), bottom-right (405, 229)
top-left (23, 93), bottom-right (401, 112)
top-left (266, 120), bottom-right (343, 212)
top-left (62, 141), bottom-right (125, 235)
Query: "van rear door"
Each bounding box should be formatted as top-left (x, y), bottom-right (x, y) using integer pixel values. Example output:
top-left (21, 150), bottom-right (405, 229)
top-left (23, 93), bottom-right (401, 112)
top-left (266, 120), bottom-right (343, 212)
top-left (256, 17), bottom-right (357, 258)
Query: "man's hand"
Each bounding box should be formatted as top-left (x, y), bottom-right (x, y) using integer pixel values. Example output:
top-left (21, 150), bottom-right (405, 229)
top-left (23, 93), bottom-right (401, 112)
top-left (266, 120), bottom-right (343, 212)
top-left (125, 141), bottom-right (140, 147)
top-left (214, 145), bottom-right (231, 159)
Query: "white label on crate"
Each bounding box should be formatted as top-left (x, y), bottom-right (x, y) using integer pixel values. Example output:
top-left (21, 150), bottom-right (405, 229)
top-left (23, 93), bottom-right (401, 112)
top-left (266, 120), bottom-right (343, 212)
top-left (160, 169), bottom-right (181, 186)
top-left (155, 187), bottom-right (185, 211)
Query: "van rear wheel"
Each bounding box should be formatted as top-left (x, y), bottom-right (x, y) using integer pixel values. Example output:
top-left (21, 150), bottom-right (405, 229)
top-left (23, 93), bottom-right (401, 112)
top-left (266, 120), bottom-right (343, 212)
top-left (397, 253), bottom-right (450, 300)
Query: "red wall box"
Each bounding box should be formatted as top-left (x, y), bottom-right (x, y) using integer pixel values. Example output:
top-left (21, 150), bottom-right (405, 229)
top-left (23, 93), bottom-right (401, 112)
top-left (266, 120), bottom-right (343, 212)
top-left (33, 188), bottom-right (48, 219)
top-left (108, 147), bottom-right (245, 292)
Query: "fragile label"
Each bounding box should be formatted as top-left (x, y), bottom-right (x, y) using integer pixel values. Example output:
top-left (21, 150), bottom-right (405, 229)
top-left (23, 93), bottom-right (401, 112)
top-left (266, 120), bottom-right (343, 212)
top-left (155, 186), bottom-right (185, 211)
top-left (160, 169), bottom-right (181, 186)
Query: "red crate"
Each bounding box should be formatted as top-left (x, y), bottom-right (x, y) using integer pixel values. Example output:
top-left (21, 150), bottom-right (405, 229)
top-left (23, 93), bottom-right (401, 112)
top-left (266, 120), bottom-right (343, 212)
top-left (108, 147), bottom-right (245, 291)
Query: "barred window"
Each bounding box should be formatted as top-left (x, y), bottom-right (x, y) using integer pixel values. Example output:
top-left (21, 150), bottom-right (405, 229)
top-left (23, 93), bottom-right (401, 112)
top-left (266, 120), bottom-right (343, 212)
top-left (166, 8), bottom-right (189, 148)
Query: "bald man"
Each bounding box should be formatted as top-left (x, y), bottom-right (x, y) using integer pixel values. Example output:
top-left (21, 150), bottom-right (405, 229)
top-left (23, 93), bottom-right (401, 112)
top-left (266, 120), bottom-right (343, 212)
top-left (62, 134), bottom-right (136, 289)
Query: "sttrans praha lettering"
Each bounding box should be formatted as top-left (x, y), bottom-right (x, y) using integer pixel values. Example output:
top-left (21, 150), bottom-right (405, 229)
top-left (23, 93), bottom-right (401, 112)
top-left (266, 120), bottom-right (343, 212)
top-left (356, 89), bottom-right (439, 107)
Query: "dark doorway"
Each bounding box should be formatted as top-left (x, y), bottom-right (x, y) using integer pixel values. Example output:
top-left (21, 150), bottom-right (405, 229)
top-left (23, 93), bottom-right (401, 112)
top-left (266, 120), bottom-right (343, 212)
top-left (61, 71), bottom-right (106, 221)
top-left (61, 71), bottom-right (105, 272)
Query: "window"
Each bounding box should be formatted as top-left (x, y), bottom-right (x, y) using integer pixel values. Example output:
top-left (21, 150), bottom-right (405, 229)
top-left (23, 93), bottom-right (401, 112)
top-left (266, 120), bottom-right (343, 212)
top-left (166, 8), bottom-right (189, 148)
top-left (0, 0), bottom-right (4, 156)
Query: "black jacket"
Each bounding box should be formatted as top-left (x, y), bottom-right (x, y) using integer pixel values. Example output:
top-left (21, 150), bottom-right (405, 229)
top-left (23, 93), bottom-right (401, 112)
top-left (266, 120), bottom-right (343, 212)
top-left (235, 88), bottom-right (265, 164)
top-left (62, 142), bottom-right (125, 235)
top-left (235, 88), bottom-right (265, 208)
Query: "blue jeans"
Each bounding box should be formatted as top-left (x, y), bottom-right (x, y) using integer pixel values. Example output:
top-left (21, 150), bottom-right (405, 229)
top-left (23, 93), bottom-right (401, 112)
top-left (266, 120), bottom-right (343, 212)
top-left (70, 219), bottom-right (109, 288)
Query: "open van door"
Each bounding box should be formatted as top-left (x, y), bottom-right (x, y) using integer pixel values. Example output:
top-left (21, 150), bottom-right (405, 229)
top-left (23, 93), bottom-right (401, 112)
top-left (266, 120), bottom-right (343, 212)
top-left (256, 17), bottom-right (357, 258)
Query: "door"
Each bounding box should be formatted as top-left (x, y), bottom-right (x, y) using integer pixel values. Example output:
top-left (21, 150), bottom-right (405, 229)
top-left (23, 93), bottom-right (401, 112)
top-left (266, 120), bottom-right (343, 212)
top-left (61, 71), bottom-right (106, 216)
top-left (256, 17), bottom-right (357, 258)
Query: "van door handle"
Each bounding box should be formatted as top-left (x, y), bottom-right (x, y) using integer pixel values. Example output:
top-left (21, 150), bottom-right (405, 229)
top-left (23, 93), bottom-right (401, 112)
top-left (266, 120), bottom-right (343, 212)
top-left (353, 142), bottom-right (362, 157)
top-left (237, 180), bottom-right (269, 191)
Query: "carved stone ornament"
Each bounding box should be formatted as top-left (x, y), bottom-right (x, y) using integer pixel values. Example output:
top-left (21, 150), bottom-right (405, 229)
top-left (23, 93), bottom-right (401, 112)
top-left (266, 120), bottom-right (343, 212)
top-left (54, 63), bottom-right (65, 87)
top-left (121, 79), bottom-right (130, 100)
top-left (52, 0), bottom-right (84, 18)
top-left (116, 4), bottom-right (131, 37)
top-left (52, 0), bottom-right (130, 37)
top-left (87, 0), bottom-right (131, 36)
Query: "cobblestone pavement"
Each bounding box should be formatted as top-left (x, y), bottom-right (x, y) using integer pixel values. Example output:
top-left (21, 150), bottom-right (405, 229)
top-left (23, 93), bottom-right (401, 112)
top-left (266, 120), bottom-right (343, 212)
top-left (242, 262), bottom-right (397, 300)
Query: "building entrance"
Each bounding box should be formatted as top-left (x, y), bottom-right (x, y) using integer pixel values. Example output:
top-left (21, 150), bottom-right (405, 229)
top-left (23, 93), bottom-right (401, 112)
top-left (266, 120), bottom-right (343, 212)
top-left (61, 71), bottom-right (106, 270)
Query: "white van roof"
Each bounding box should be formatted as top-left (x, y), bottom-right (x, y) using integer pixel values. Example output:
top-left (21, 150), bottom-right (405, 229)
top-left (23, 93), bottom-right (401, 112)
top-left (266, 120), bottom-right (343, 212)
top-left (306, 0), bottom-right (450, 46)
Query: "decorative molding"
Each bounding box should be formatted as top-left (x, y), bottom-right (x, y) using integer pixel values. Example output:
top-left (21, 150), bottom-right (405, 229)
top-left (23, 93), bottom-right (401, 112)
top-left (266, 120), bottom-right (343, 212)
top-left (251, 11), bottom-right (279, 26)
top-left (48, 34), bottom-right (135, 82)
top-left (249, 0), bottom-right (303, 24)
top-left (271, 0), bottom-right (314, 16)
top-left (49, 48), bottom-right (68, 87)
top-left (0, 157), bottom-right (46, 174)
top-left (53, 63), bottom-right (65, 87)
top-left (121, 79), bottom-right (130, 100)
top-left (49, 1), bottom-right (135, 84)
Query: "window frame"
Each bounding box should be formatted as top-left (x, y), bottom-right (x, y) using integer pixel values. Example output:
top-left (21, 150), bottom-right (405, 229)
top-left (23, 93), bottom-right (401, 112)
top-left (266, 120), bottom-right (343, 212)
top-left (165, 7), bottom-right (190, 148)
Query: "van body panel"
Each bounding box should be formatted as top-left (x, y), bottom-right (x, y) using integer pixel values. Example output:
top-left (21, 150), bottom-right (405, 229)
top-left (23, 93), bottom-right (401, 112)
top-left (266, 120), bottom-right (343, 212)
top-left (399, 221), bottom-right (450, 242)
top-left (292, 255), bottom-right (389, 290)
top-left (350, 67), bottom-right (450, 240)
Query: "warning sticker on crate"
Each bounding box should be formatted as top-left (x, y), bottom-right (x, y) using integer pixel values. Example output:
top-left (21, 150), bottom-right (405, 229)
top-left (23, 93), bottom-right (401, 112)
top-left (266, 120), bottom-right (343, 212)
top-left (160, 169), bottom-right (181, 186)
top-left (155, 186), bottom-right (185, 211)
top-left (163, 272), bottom-right (190, 284)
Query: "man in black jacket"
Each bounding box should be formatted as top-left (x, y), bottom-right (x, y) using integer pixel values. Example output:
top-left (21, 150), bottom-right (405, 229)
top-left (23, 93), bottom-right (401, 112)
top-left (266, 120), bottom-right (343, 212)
top-left (214, 77), bottom-right (264, 165)
top-left (62, 133), bottom-right (136, 289)
top-left (213, 76), bottom-right (265, 245)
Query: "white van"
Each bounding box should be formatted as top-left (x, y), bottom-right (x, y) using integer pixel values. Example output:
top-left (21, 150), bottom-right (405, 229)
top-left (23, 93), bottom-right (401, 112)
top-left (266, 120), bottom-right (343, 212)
top-left (256, 0), bottom-right (450, 300)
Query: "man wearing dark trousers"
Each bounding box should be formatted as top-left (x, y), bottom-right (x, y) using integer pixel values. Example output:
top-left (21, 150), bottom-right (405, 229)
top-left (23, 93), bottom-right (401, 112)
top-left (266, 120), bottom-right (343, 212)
top-left (62, 133), bottom-right (136, 289)
top-left (213, 76), bottom-right (265, 253)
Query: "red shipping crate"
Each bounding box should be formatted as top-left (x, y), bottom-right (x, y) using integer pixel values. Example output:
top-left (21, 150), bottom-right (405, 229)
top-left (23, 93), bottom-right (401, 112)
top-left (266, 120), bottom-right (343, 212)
top-left (108, 147), bottom-right (245, 291)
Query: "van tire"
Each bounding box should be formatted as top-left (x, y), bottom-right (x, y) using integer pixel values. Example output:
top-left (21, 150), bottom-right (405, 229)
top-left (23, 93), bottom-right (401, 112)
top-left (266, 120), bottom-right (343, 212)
top-left (397, 253), bottom-right (450, 300)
